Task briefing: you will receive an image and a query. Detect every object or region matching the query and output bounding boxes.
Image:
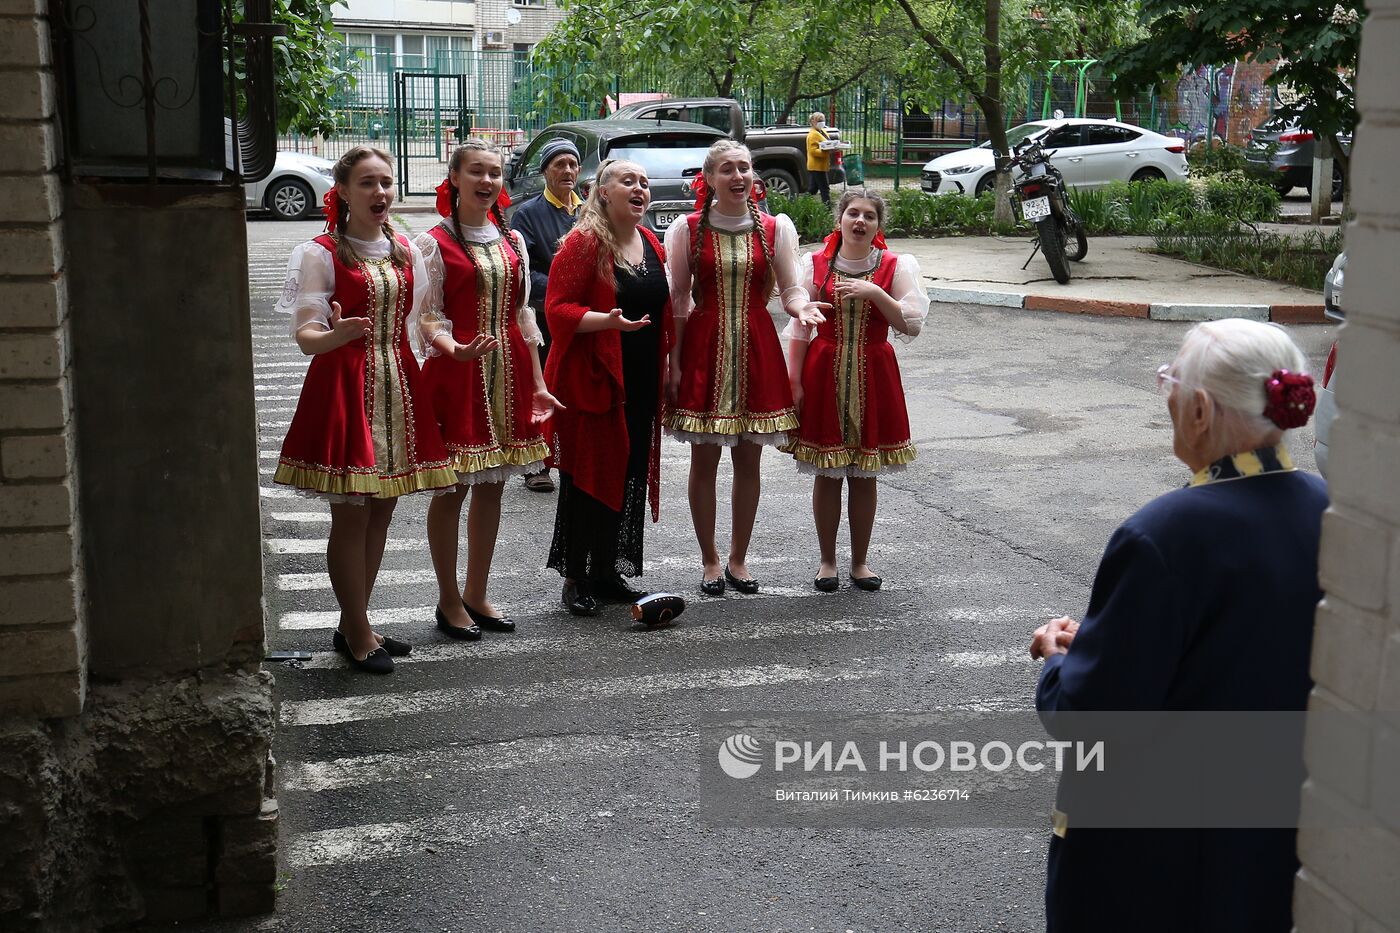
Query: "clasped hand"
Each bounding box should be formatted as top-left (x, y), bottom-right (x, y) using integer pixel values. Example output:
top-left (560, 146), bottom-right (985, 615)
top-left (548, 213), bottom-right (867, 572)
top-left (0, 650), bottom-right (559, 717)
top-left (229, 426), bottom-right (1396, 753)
top-left (1029, 616), bottom-right (1080, 660)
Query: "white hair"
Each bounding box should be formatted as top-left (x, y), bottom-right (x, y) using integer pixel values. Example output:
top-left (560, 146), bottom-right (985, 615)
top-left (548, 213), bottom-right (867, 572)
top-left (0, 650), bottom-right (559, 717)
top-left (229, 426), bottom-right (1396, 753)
top-left (1172, 318), bottom-right (1310, 444)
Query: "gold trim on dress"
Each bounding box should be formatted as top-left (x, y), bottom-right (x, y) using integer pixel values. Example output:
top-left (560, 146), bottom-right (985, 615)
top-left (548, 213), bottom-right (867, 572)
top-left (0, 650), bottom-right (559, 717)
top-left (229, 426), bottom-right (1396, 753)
top-left (781, 439), bottom-right (917, 474)
top-left (665, 408), bottom-right (798, 436)
top-left (446, 439), bottom-right (551, 476)
top-left (274, 459), bottom-right (457, 498)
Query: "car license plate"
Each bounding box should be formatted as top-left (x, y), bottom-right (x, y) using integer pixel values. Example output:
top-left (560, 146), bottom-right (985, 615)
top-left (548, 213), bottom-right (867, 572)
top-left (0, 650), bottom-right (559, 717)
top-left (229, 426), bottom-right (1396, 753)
top-left (1022, 196), bottom-right (1051, 220)
top-left (920, 181), bottom-right (936, 192)
top-left (652, 210), bottom-right (685, 229)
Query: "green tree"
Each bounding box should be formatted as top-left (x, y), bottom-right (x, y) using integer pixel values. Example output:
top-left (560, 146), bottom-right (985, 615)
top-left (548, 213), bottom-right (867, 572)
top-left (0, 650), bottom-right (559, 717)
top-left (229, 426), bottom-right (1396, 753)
top-left (1104, 0), bottom-right (1363, 184)
top-left (529, 0), bottom-right (900, 122)
top-left (233, 0), bottom-right (356, 137)
top-left (879, 0), bottom-right (1078, 220)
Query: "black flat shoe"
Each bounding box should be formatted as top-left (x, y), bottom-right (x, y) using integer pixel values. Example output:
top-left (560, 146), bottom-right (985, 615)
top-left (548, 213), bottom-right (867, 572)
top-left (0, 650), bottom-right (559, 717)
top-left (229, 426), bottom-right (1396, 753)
top-left (330, 636), bottom-right (393, 673)
top-left (724, 566), bottom-right (759, 594)
top-left (334, 630), bottom-right (412, 658)
top-left (463, 600), bottom-right (515, 633)
top-left (592, 573), bottom-right (647, 603)
top-left (699, 574), bottom-right (725, 597)
top-left (563, 580), bottom-right (599, 617)
top-left (851, 575), bottom-right (883, 592)
top-left (814, 576), bottom-right (839, 592)
top-left (435, 607), bottom-right (483, 640)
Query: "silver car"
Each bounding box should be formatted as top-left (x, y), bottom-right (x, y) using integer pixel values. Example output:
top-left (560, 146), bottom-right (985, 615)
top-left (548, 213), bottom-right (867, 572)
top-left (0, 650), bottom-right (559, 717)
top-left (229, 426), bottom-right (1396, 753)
top-left (246, 151), bottom-right (336, 220)
top-left (1314, 252), bottom-right (1346, 476)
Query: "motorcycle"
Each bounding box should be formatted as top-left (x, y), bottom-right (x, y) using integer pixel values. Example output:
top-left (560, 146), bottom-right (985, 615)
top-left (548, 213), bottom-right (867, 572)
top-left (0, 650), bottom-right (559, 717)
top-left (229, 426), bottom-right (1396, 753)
top-left (1003, 136), bottom-right (1088, 284)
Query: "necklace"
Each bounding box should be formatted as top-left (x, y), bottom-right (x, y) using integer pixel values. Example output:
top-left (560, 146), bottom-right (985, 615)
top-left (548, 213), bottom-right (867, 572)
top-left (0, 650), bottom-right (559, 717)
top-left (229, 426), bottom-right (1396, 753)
top-left (620, 239), bottom-right (647, 275)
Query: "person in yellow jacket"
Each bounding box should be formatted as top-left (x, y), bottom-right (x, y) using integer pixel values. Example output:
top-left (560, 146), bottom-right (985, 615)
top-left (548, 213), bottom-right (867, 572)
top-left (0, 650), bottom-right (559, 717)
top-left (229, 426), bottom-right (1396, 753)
top-left (805, 111), bottom-right (833, 204)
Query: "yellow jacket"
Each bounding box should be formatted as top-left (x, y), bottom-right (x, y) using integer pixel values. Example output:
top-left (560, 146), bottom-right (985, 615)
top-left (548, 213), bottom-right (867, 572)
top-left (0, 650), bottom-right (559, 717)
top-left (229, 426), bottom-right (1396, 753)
top-left (806, 127), bottom-right (831, 172)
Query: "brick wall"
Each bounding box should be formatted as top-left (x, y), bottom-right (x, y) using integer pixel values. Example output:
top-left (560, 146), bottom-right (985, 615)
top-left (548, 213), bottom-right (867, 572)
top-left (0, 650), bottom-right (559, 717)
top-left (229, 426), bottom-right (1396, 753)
top-left (0, 0), bottom-right (84, 717)
top-left (1295, 0), bottom-right (1400, 929)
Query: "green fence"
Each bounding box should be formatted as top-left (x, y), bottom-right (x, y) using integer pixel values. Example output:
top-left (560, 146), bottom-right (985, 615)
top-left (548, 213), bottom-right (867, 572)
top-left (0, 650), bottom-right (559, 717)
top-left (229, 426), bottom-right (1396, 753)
top-left (282, 47), bottom-right (1279, 197)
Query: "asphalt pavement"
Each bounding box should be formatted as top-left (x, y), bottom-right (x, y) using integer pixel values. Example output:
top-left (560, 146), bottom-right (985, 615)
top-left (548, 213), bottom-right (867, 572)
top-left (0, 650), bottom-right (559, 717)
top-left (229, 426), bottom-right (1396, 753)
top-left (222, 216), bottom-right (1337, 933)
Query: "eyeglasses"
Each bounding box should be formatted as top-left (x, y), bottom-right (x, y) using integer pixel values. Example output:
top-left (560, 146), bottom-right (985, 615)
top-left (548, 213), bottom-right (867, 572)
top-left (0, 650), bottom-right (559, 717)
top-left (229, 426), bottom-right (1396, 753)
top-left (1155, 364), bottom-right (1182, 393)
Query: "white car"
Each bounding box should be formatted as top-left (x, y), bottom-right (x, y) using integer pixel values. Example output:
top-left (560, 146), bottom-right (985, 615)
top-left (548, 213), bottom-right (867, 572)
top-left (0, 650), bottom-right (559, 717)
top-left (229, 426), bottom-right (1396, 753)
top-left (246, 151), bottom-right (336, 220)
top-left (920, 119), bottom-right (1189, 197)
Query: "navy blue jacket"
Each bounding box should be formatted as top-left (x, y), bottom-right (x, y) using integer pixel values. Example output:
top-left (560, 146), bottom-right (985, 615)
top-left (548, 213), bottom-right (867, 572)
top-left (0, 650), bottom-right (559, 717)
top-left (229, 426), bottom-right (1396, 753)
top-left (510, 192), bottom-right (578, 316)
top-left (1037, 469), bottom-right (1328, 933)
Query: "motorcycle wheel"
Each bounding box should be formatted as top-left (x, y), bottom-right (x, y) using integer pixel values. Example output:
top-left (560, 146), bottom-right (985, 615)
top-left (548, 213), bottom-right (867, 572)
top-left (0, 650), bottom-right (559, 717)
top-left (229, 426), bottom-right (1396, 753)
top-left (1037, 217), bottom-right (1072, 284)
top-left (1067, 222), bottom-right (1089, 262)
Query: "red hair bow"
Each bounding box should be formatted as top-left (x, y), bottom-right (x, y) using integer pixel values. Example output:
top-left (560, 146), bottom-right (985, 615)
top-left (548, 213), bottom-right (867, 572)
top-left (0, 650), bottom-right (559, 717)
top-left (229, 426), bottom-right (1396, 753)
top-left (435, 179), bottom-right (512, 227)
top-left (435, 177), bottom-right (453, 218)
top-left (690, 174), bottom-right (709, 211)
top-left (322, 189), bottom-right (341, 231)
top-left (1263, 369), bottom-right (1316, 429)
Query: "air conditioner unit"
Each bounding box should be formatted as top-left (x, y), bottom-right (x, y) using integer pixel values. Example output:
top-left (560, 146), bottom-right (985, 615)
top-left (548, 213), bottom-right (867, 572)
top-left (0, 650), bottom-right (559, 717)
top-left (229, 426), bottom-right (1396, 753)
top-left (484, 30), bottom-right (505, 47)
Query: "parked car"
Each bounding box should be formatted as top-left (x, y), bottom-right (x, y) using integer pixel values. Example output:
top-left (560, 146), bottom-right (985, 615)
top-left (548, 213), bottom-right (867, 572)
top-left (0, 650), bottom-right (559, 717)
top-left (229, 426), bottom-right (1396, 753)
top-left (1245, 116), bottom-right (1350, 199)
top-left (919, 118), bottom-right (1188, 198)
top-left (507, 120), bottom-right (727, 233)
top-left (607, 97), bottom-right (843, 197)
top-left (245, 151), bottom-right (336, 220)
top-left (1314, 251), bottom-right (1346, 476)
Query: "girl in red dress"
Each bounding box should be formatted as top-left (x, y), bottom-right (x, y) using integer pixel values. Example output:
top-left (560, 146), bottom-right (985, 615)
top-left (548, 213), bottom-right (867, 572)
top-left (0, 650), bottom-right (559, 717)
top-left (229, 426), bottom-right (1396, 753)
top-left (417, 139), bottom-right (560, 638)
top-left (663, 140), bottom-right (828, 596)
top-left (783, 189), bottom-right (927, 592)
top-left (274, 146), bottom-right (459, 674)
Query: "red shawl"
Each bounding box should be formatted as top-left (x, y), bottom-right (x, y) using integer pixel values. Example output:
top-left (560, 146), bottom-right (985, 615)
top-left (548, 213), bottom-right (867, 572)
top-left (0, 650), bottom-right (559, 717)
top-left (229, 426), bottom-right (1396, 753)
top-left (544, 227), bottom-right (674, 519)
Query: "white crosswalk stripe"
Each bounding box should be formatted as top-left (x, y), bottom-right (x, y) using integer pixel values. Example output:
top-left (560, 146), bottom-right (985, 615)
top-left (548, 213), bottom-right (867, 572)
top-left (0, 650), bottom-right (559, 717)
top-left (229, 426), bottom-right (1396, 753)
top-left (279, 662), bottom-right (884, 727)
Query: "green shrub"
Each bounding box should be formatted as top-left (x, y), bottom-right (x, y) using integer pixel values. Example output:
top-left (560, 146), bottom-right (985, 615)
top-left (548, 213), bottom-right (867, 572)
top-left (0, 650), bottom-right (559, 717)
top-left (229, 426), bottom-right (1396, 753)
top-left (1151, 226), bottom-right (1341, 290)
top-left (1197, 172), bottom-right (1280, 222)
top-left (767, 192), bottom-right (834, 241)
top-left (1188, 140), bottom-right (1280, 186)
top-left (1067, 177), bottom-right (1279, 235)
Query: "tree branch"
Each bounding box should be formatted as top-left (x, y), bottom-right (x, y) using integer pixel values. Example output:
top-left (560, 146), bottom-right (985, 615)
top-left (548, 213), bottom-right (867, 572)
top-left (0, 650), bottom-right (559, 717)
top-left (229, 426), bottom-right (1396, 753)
top-left (891, 0), bottom-right (978, 97)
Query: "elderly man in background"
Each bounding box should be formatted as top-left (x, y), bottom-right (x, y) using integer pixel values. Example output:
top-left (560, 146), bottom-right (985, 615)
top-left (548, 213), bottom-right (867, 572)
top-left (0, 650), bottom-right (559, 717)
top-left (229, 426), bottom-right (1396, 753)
top-left (511, 137), bottom-right (583, 492)
top-left (1030, 318), bottom-right (1327, 933)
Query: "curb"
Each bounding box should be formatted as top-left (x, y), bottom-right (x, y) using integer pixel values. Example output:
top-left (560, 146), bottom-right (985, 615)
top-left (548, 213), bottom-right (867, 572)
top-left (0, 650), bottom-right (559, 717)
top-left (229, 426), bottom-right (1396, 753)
top-left (928, 287), bottom-right (1328, 325)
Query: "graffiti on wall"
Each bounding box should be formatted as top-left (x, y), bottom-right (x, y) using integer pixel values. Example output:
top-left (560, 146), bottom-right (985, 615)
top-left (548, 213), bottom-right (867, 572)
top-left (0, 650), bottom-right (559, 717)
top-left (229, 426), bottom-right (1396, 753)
top-left (1170, 62), bottom-right (1276, 147)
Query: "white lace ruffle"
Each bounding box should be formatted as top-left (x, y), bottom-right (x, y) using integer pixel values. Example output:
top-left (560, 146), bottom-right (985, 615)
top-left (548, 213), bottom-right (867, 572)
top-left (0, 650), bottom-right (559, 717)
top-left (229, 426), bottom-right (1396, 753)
top-left (432, 461), bottom-right (546, 491)
top-left (794, 460), bottom-right (908, 480)
top-left (665, 428), bottom-right (789, 448)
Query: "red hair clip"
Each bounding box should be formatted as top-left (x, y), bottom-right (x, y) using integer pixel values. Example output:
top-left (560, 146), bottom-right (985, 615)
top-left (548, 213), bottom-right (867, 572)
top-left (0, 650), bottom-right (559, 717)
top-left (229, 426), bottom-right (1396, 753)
top-left (322, 189), bottom-right (341, 231)
top-left (435, 178), bottom-right (453, 218)
top-left (690, 174), bottom-right (709, 211)
top-left (1263, 369), bottom-right (1316, 429)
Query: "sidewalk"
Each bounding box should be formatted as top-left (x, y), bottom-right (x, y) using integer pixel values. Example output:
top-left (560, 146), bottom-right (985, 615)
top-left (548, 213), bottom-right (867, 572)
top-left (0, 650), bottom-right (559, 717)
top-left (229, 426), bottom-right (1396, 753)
top-left (891, 234), bottom-right (1328, 324)
top-left (391, 196), bottom-right (1329, 324)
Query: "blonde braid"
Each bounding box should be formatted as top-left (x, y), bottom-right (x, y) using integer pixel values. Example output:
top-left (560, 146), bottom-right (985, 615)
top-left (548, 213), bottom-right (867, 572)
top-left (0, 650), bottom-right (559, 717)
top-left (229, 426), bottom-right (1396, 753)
top-left (690, 191), bottom-right (713, 305)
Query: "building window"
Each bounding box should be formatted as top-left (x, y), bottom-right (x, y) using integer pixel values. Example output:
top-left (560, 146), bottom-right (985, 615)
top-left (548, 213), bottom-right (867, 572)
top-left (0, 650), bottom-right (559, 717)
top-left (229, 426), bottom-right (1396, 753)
top-left (513, 0), bottom-right (544, 7)
top-left (399, 34), bottom-right (425, 71)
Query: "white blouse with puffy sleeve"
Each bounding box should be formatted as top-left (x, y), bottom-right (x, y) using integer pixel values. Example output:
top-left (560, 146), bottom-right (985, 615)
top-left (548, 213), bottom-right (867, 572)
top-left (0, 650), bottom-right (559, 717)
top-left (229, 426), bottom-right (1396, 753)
top-left (663, 208), bottom-right (809, 321)
top-left (414, 221), bottom-right (538, 357)
top-left (782, 248), bottom-right (929, 344)
top-left (274, 233), bottom-right (433, 344)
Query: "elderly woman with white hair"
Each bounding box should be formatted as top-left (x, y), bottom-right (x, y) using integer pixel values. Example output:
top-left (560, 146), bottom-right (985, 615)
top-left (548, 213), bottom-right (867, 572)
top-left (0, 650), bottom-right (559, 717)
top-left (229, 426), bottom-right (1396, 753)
top-left (1029, 318), bottom-right (1327, 933)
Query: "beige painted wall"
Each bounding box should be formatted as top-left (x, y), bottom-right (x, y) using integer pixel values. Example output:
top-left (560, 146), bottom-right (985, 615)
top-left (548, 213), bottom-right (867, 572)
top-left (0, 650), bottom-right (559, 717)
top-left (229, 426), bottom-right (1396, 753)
top-left (1294, 0), bottom-right (1400, 928)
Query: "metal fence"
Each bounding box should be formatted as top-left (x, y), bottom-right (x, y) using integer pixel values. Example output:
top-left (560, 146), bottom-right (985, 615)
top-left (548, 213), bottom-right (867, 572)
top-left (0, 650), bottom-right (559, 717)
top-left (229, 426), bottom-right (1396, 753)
top-left (281, 47), bottom-right (1282, 195)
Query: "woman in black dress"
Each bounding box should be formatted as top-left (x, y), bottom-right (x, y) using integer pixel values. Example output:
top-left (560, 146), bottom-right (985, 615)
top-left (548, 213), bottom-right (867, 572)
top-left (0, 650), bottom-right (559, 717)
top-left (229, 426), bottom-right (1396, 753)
top-left (543, 160), bottom-right (674, 616)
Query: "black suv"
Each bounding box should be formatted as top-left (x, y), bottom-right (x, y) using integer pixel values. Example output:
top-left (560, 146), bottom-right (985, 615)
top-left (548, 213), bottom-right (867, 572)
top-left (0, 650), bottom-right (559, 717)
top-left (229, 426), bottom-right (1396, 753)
top-left (507, 120), bottom-right (727, 233)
